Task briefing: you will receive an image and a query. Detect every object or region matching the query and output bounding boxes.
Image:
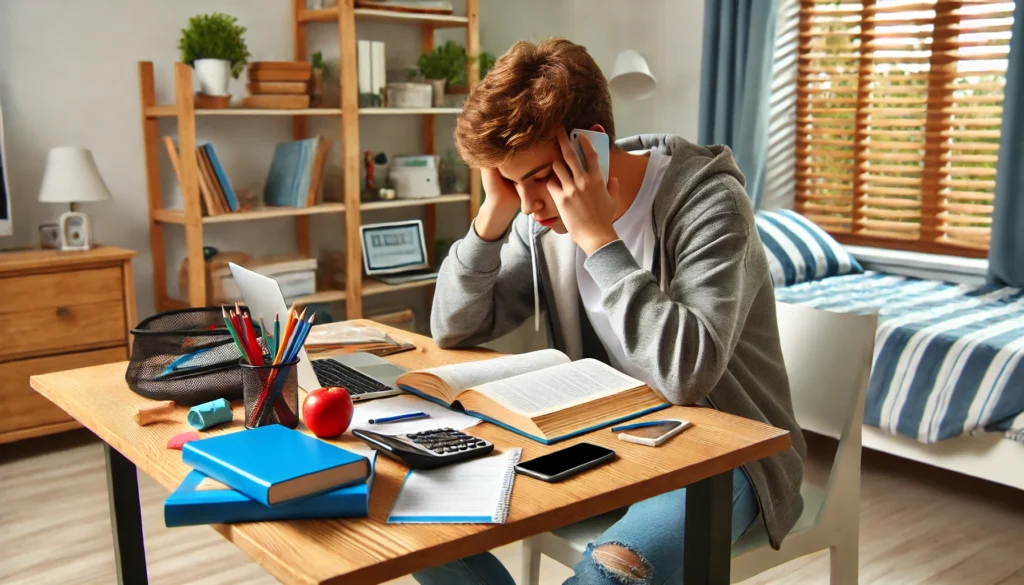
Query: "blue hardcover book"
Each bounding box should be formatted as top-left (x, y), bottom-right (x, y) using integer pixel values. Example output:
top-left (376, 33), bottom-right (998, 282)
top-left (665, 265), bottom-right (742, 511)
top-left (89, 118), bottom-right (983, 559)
top-left (203, 144), bottom-right (239, 211)
top-left (181, 425), bottom-right (371, 507)
top-left (165, 452), bottom-right (376, 527)
top-left (264, 140), bottom-right (306, 207)
top-left (291, 136), bottom-right (319, 208)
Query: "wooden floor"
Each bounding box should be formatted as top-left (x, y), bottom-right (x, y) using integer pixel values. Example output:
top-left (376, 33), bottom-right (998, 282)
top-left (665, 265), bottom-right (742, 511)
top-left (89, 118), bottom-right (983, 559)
top-left (1, 431), bottom-right (1022, 585)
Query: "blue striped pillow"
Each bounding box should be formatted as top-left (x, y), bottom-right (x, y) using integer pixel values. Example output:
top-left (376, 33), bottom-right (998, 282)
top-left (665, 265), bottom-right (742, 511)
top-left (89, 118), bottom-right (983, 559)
top-left (754, 209), bottom-right (863, 287)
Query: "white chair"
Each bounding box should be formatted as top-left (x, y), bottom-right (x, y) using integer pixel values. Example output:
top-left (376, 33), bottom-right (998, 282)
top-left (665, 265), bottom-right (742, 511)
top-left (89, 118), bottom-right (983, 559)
top-left (521, 302), bottom-right (877, 585)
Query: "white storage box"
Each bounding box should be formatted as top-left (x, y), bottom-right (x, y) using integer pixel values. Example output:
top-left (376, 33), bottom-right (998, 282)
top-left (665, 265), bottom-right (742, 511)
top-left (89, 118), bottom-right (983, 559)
top-left (390, 167), bottom-right (441, 199)
top-left (386, 83), bottom-right (432, 109)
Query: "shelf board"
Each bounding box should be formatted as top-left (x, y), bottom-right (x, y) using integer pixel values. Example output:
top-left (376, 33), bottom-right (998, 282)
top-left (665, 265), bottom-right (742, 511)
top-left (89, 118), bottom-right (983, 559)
top-left (152, 204), bottom-right (348, 225)
top-left (294, 278), bottom-right (437, 305)
top-left (362, 193), bottom-right (470, 210)
top-left (145, 105), bottom-right (342, 118)
top-left (298, 7), bottom-right (469, 27)
top-left (359, 107), bottom-right (461, 115)
top-left (152, 195), bottom-right (470, 226)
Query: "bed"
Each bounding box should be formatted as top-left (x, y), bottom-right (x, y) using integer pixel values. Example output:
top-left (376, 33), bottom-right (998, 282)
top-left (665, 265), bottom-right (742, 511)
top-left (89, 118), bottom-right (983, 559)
top-left (754, 209), bottom-right (1024, 491)
top-left (775, 271), bottom-right (1024, 490)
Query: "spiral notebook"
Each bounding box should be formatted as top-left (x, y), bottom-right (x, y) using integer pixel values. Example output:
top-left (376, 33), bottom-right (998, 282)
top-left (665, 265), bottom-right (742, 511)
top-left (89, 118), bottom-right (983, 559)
top-left (387, 449), bottom-right (521, 524)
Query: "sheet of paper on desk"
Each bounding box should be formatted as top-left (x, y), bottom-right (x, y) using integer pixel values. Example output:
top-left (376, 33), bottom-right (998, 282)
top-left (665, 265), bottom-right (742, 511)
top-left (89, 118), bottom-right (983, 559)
top-left (348, 395), bottom-right (481, 435)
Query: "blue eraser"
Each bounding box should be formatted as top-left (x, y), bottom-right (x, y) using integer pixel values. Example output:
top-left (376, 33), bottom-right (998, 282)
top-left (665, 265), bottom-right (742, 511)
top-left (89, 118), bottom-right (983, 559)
top-left (187, 398), bottom-right (233, 431)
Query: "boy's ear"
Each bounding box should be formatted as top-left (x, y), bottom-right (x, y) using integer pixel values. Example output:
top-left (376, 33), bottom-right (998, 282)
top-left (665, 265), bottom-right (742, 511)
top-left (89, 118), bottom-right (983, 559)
top-left (589, 124), bottom-right (607, 134)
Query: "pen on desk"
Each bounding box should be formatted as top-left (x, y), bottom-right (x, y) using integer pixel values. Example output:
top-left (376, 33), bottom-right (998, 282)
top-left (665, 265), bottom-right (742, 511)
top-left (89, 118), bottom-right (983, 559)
top-left (611, 421), bottom-right (668, 433)
top-left (369, 412), bottom-right (430, 425)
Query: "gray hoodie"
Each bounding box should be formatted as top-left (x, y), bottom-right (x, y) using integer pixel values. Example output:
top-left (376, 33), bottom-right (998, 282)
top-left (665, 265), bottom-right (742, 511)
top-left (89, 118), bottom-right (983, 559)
top-left (430, 134), bottom-right (806, 549)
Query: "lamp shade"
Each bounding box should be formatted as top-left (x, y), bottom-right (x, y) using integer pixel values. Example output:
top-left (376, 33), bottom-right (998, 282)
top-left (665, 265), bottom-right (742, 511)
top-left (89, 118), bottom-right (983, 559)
top-left (608, 50), bottom-right (657, 101)
top-left (38, 146), bottom-right (112, 203)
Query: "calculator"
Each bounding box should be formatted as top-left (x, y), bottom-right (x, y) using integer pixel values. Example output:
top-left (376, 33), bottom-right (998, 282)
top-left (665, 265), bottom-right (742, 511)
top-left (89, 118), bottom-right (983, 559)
top-left (351, 427), bottom-right (494, 469)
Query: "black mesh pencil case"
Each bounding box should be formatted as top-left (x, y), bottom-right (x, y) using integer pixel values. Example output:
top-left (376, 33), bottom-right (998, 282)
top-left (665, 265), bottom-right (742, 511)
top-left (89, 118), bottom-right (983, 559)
top-left (126, 307), bottom-right (249, 405)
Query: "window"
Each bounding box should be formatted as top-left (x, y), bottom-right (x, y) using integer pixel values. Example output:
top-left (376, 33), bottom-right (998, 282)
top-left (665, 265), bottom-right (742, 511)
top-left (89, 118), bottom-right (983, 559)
top-left (795, 0), bottom-right (1014, 257)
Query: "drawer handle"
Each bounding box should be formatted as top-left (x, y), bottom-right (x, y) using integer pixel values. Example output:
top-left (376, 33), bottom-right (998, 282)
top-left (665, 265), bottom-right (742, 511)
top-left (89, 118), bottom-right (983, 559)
top-left (56, 306), bottom-right (70, 318)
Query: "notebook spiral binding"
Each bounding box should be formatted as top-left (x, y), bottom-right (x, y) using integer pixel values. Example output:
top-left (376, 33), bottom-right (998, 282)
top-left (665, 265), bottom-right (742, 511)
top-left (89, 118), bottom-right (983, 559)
top-left (494, 448), bottom-right (522, 524)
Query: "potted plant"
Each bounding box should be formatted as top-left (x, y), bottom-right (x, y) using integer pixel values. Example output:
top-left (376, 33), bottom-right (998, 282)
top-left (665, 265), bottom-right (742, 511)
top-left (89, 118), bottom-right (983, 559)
top-left (178, 13), bottom-right (251, 97)
top-left (417, 41), bottom-right (467, 107)
top-left (447, 50), bottom-right (497, 94)
top-left (310, 51), bottom-right (327, 106)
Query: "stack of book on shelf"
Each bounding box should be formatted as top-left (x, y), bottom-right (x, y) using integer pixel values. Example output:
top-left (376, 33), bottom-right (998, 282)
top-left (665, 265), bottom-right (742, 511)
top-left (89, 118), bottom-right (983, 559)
top-left (166, 425), bottom-right (375, 527)
top-left (163, 138), bottom-right (241, 216)
top-left (212, 255), bottom-right (318, 303)
top-left (244, 62), bottom-right (312, 109)
top-left (355, 0), bottom-right (454, 14)
top-left (264, 136), bottom-right (333, 208)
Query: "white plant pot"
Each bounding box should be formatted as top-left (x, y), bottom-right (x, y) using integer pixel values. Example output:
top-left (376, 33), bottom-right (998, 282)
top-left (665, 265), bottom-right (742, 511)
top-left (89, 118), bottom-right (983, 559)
top-left (194, 59), bottom-right (231, 96)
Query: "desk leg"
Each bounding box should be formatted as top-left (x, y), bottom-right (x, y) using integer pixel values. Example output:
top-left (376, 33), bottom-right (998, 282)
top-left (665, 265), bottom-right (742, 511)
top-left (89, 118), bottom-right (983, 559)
top-left (684, 470), bottom-right (733, 585)
top-left (104, 443), bottom-right (149, 585)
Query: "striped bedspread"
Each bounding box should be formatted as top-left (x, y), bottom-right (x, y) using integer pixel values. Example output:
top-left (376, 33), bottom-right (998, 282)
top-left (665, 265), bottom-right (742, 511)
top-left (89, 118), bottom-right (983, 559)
top-left (774, 272), bottom-right (1024, 444)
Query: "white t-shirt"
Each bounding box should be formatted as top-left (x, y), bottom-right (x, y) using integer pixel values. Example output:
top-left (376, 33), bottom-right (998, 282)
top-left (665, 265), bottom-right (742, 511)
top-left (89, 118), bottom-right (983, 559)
top-left (575, 150), bottom-right (670, 387)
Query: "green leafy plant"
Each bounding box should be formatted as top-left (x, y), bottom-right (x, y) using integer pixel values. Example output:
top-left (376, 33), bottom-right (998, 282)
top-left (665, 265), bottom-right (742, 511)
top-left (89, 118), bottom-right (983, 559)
top-left (178, 13), bottom-right (251, 78)
top-left (479, 51), bottom-right (496, 79)
top-left (418, 40), bottom-right (467, 83)
top-left (311, 51), bottom-right (326, 71)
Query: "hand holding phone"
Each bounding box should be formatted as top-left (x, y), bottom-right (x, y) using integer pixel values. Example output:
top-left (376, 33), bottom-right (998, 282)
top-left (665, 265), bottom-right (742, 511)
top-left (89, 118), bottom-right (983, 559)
top-left (547, 130), bottom-right (620, 255)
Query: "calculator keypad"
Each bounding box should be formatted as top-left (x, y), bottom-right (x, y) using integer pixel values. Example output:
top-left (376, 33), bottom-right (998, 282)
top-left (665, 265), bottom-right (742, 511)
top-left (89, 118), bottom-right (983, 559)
top-left (406, 428), bottom-right (490, 456)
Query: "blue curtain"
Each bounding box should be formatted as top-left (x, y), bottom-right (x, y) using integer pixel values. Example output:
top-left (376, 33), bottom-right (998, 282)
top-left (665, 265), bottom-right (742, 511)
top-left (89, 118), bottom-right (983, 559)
top-left (699, 0), bottom-right (779, 210)
top-left (989, 1), bottom-right (1024, 287)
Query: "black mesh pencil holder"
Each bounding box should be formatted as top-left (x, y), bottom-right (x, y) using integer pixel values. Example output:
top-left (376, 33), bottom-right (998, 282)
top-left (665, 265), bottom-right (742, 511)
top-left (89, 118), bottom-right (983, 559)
top-left (126, 307), bottom-right (252, 405)
top-left (241, 358), bottom-right (300, 429)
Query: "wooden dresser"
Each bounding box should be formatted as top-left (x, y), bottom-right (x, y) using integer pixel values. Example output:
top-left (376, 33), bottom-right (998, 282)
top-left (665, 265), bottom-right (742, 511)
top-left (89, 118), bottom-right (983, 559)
top-left (0, 245), bottom-right (136, 444)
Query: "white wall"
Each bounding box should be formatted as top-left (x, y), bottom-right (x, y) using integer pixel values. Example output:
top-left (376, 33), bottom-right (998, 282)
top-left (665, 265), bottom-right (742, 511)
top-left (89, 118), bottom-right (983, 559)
top-left (0, 0), bottom-right (703, 329)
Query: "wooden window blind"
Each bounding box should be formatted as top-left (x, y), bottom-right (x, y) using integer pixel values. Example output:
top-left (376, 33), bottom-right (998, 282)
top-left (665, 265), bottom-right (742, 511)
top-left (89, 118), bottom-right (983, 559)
top-left (796, 0), bottom-right (1014, 257)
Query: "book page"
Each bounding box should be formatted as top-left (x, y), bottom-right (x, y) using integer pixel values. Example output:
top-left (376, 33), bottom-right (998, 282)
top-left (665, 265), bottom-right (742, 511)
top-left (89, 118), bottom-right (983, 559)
top-left (473, 359), bottom-right (643, 417)
top-left (417, 349), bottom-right (570, 395)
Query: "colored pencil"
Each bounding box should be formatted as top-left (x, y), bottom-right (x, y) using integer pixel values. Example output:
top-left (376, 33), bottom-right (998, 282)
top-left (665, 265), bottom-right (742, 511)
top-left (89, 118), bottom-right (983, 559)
top-left (222, 307), bottom-right (249, 364)
top-left (272, 313), bottom-right (280, 362)
top-left (254, 311), bottom-right (316, 426)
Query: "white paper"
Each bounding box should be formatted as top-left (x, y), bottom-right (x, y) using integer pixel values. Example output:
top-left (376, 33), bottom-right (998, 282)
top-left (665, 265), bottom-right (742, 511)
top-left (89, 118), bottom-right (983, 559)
top-left (476, 358), bottom-right (642, 416)
top-left (347, 395), bottom-right (481, 436)
top-left (357, 40), bottom-right (372, 93)
top-left (419, 349), bottom-right (570, 395)
top-left (388, 449), bottom-right (521, 523)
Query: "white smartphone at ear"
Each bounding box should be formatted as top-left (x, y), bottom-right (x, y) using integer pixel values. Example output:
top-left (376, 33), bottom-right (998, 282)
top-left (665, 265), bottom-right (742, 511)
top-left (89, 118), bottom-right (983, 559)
top-left (570, 129), bottom-right (610, 183)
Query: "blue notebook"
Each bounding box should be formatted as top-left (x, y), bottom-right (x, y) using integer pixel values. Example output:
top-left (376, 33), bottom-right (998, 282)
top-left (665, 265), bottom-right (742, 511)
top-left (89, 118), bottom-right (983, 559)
top-left (264, 137), bottom-right (318, 208)
top-left (165, 451), bottom-right (376, 527)
top-left (395, 352), bottom-right (670, 445)
top-left (202, 144), bottom-right (239, 211)
top-left (181, 425), bottom-right (370, 507)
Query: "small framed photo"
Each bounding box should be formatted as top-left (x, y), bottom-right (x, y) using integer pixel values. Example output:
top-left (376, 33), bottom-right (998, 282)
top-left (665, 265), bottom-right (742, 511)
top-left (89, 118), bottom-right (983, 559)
top-left (39, 223), bottom-right (60, 249)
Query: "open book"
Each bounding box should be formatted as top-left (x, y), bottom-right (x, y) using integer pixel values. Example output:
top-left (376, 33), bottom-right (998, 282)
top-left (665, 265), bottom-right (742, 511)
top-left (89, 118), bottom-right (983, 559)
top-left (396, 350), bottom-right (669, 444)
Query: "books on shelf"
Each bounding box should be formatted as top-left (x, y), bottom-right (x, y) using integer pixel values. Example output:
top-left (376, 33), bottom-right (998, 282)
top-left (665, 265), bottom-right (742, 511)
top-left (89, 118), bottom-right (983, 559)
top-left (357, 40), bottom-right (386, 107)
top-left (397, 350), bottom-right (670, 444)
top-left (247, 61), bottom-right (312, 83)
top-left (355, 0), bottom-right (455, 14)
top-left (264, 136), bottom-right (332, 208)
top-left (162, 137), bottom-right (239, 216)
top-left (212, 255), bottom-right (318, 303)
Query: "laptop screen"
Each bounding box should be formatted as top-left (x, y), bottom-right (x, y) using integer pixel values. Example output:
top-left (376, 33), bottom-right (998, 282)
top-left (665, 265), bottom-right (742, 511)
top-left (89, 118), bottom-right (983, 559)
top-left (361, 220), bottom-right (429, 274)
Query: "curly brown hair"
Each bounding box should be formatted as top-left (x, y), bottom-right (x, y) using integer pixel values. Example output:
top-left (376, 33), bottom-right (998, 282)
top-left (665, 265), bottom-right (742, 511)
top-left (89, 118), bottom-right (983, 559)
top-left (455, 38), bottom-right (615, 168)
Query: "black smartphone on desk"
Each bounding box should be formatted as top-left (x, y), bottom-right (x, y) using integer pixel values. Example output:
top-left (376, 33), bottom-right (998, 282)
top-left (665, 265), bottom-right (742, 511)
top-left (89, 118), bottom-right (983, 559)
top-left (515, 442), bottom-right (615, 483)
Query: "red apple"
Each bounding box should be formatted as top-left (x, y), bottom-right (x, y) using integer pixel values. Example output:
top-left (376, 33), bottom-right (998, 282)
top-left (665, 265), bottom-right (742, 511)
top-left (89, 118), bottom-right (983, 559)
top-left (302, 387), bottom-right (354, 439)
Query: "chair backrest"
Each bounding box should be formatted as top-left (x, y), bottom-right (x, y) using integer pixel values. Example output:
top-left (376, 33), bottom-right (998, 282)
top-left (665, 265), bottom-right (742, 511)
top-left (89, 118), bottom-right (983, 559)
top-left (775, 302), bottom-right (876, 521)
top-left (776, 302), bottom-right (876, 441)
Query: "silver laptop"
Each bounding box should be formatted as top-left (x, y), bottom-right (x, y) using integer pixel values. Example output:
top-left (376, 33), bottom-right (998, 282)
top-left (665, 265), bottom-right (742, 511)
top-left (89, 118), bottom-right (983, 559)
top-left (360, 220), bottom-right (439, 285)
top-left (228, 262), bottom-right (405, 401)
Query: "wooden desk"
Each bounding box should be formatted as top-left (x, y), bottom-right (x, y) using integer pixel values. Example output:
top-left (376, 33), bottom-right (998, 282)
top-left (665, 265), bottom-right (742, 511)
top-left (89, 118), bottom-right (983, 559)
top-left (30, 321), bottom-right (790, 585)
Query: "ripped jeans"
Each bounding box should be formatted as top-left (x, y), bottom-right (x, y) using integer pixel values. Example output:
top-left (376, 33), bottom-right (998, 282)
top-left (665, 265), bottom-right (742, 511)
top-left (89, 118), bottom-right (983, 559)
top-left (412, 468), bottom-right (759, 585)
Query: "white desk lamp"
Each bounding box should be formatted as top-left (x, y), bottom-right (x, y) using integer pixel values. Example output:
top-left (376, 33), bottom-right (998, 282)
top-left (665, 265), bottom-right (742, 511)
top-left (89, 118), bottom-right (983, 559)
top-left (608, 50), bottom-right (658, 100)
top-left (38, 146), bottom-right (112, 251)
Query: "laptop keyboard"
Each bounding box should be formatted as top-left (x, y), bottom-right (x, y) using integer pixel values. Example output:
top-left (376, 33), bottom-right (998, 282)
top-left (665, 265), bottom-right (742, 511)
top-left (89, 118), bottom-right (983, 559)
top-left (312, 358), bottom-right (393, 396)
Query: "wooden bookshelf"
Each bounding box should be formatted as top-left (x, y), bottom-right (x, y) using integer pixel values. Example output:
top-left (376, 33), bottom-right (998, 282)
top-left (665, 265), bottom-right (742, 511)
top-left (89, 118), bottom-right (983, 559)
top-left (137, 0), bottom-right (481, 317)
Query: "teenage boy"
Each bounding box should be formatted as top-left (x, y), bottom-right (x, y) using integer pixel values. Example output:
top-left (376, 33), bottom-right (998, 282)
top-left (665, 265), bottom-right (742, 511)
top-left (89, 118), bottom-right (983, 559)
top-left (418, 38), bottom-right (805, 585)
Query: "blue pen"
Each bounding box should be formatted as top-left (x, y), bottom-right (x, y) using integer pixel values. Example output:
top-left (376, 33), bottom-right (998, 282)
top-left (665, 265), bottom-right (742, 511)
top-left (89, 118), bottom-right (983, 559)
top-left (610, 420), bottom-right (669, 433)
top-left (369, 412), bottom-right (430, 425)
